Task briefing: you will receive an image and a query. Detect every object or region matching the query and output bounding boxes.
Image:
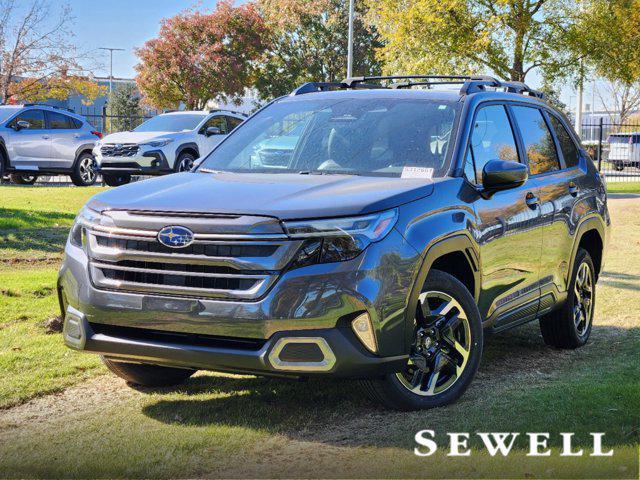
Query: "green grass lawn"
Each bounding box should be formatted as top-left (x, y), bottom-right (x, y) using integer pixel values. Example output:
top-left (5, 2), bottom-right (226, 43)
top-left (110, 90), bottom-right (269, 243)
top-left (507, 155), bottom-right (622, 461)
top-left (606, 181), bottom-right (640, 194)
top-left (0, 186), bottom-right (105, 407)
top-left (0, 186), bottom-right (638, 478)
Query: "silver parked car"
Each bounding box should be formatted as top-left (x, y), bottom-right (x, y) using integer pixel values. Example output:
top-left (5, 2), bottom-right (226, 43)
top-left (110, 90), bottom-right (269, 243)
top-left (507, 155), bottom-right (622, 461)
top-left (0, 104), bottom-right (102, 186)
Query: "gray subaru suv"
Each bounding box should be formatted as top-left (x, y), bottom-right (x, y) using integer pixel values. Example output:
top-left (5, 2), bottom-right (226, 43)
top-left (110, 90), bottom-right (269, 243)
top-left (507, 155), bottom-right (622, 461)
top-left (59, 76), bottom-right (610, 410)
top-left (0, 104), bottom-right (100, 186)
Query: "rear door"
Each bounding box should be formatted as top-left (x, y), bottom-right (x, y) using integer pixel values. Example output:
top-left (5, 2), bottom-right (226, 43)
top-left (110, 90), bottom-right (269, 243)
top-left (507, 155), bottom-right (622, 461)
top-left (5, 109), bottom-right (50, 169)
top-left (466, 103), bottom-right (544, 327)
top-left (531, 111), bottom-right (586, 310)
top-left (47, 111), bottom-right (83, 169)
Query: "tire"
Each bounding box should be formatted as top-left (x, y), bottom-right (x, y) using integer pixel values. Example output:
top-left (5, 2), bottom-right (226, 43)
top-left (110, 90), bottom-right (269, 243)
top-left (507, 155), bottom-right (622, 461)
top-left (614, 162), bottom-right (625, 171)
top-left (101, 357), bottom-right (196, 387)
top-left (102, 173), bottom-right (131, 187)
top-left (9, 173), bottom-right (37, 185)
top-left (0, 149), bottom-right (6, 178)
top-left (360, 269), bottom-right (483, 410)
top-left (174, 151), bottom-right (197, 172)
top-left (539, 248), bottom-right (595, 349)
top-left (70, 152), bottom-right (98, 186)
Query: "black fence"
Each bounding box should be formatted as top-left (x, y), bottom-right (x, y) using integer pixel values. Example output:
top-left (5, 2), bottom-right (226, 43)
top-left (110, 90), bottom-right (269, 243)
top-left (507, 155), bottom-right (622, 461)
top-left (78, 106), bottom-right (157, 135)
top-left (580, 119), bottom-right (640, 182)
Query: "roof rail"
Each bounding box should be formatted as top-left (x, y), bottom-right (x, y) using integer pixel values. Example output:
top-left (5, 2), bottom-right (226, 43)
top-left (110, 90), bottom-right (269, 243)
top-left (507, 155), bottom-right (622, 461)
top-left (290, 75), bottom-right (545, 99)
top-left (209, 108), bottom-right (248, 117)
top-left (23, 102), bottom-right (75, 113)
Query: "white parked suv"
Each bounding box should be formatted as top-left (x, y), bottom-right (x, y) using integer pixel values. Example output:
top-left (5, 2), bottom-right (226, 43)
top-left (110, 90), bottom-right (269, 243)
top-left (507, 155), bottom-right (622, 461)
top-left (93, 110), bottom-right (246, 186)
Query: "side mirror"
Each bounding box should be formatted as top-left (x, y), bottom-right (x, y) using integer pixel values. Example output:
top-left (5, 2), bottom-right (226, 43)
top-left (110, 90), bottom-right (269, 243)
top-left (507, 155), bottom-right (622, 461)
top-left (205, 126), bottom-right (222, 137)
top-left (15, 120), bottom-right (30, 131)
top-left (482, 159), bottom-right (528, 192)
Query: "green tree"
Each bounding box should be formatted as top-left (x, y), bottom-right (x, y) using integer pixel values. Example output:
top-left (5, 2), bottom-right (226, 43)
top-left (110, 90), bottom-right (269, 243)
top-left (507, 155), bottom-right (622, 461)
top-left (135, 1), bottom-right (267, 110)
top-left (366, 0), bottom-right (581, 83)
top-left (106, 84), bottom-right (142, 133)
top-left (253, 0), bottom-right (383, 100)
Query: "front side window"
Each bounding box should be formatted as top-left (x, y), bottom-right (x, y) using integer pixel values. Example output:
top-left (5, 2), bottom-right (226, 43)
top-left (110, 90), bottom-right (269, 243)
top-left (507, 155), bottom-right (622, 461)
top-left (548, 114), bottom-right (579, 168)
top-left (200, 97), bottom-right (459, 177)
top-left (202, 116), bottom-right (227, 134)
top-left (10, 109), bottom-right (45, 129)
top-left (465, 104), bottom-right (519, 184)
top-left (134, 114), bottom-right (205, 133)
top-left (512, 106), bottom-right (560, 175)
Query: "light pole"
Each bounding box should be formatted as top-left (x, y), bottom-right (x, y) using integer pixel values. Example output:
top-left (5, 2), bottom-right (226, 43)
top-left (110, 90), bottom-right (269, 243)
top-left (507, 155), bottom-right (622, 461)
top-left (347, 0), bottom-right (354, 78)
top-left (99, 47), bottom-right (125, 95)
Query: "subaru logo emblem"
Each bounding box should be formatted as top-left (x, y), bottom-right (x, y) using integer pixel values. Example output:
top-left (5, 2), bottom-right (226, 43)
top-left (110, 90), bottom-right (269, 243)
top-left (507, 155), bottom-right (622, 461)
top-left (157, 226), bottom-right (194, 248)
top-left (115, 143), bottom-right (123, 148)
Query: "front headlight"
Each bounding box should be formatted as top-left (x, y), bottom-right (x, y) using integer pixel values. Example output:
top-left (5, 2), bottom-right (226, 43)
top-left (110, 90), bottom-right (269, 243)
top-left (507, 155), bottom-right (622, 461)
top-left (68, 206), bottom-right (115, 248)
top-left (140, 138), bottom-right (173, 148)
top-left (284, 209), bottom-right (398, 268)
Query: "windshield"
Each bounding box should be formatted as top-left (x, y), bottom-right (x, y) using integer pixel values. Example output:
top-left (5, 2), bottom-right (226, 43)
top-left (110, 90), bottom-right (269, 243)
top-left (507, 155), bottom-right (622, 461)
top-left (199, 97), bottom-right (459, 177)
top-left (134, 113), bottom-right (205, 133)
top-left (0, 107), bottom-right (20, 125)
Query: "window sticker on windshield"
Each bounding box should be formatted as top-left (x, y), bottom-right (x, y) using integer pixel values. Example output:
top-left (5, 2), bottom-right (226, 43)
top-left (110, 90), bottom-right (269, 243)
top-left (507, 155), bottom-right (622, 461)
top-left (401, 166), bottom-right (434, 179)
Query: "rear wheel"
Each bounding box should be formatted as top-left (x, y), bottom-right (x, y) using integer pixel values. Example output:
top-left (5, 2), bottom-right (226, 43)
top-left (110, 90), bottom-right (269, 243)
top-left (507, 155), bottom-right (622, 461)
top-left (102, 357), bottom-right (196, 387)
top-left (539, 248), bottom-right (595, 348)
top-left (613, 162), bottom-right (625, 171)
top-left (102, 173), bottom-right (131, 187)
top-left (70, 152), bottom-right (97, 186)
top-left (360, 269), bottom-right (483, 410)
top-left (9, 173), bottom-right (38, 185)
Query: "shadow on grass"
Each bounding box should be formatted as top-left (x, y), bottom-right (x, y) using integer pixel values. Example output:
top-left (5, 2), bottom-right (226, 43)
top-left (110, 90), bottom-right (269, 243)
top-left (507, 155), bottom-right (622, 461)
top-left (0, 227), bottom-right (68, 255)
top-left (0, 208), bottom-right (75, 230)
top-left (599, 271), bottom-right (640, 292)
top-left (141, 324), bottom-right (639, 451)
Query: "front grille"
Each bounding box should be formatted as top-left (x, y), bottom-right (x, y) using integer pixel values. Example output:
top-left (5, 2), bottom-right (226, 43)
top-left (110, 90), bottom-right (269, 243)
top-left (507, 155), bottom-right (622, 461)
top-left (86, 213), bottom-right (301, 300)
top-left (101, 144), bottom-right (139, 157)
top-left (95, 235), bottom-right (278, 258)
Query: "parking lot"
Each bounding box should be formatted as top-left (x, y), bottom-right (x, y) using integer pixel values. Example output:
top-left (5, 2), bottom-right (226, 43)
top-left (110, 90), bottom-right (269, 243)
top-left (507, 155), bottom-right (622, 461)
top-left (0, 184), bottom-right (637, 478)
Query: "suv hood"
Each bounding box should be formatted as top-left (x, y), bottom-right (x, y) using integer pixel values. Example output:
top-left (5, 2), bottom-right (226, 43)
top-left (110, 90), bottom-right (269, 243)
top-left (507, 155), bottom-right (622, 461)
top-left (100, 131), bottom-right (186, 144)
top-left (89, 172), bottom-right (435, 219)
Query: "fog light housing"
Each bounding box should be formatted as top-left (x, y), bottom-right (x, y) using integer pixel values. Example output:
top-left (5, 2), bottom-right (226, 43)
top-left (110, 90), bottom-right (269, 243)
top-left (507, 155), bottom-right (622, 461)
top-left (351, 312), bottom-right (377, 353)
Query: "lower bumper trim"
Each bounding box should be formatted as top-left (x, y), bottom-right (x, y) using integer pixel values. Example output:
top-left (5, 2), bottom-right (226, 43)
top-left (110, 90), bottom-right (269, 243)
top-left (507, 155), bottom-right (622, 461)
top-left (65, 315), bottom-right (407, 378)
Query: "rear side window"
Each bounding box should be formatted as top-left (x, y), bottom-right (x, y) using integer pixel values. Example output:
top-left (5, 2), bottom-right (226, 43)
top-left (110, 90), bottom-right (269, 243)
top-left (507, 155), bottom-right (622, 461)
top-left (548, 115), bottom-right (579, 168)
top-left (11, 109), bottom-right (45, 129)
top-left (465, 104), bottom-right (519, 184)
top-left (47, 111), bottom-right (77, 129)
top-left (226, 116), bottom-right (243, 132)
top-left (512, 106), bottom-right (560, 175)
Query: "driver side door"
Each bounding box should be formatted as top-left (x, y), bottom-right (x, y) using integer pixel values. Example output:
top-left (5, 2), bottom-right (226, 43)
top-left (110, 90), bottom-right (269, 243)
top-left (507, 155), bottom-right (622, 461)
top-left (466, 103), bottom-right (544, 329)
top-left (6, 109), bottom-right (51, 169)
top-left (197, 115), bottom-right (228, 156)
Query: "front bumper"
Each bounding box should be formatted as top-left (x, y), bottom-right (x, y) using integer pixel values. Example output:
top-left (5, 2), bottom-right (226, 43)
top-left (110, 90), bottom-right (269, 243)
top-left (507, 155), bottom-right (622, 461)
top-left (58, 227), bottom-right (421, 377)
top-left (62, 305), bottom-right (406, 377)
top-left (94, 147), bottom-right (173, 176)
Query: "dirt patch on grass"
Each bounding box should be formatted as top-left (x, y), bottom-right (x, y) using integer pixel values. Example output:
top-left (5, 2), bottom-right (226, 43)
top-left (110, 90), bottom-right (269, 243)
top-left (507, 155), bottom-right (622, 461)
top-left (0, 376), bottom-right (134, 431)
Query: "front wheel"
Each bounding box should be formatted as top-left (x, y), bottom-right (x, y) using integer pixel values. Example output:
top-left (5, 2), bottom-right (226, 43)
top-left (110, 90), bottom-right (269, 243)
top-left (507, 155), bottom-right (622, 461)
top-left (9, 173), bottom-right (38, 185)
top-left (175, 152), bottom-right (197, 172)
top-left (102, 357), bottom-right (196, 387)
top-left (102, 173), bottom-right (131, 187)
top-left (361, 269), bottom-right (483, 410)
top-left (613, 162), bottom-right (625, 171)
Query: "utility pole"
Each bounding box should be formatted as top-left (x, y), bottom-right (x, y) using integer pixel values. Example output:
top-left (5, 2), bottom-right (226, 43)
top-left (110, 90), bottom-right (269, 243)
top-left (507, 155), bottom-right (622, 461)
top-left (575, 65), bottom-right (584, 136)
top-left (99, 47), bottom-right (125, 95)
top-left (347, 0), bottom-right (354, 78)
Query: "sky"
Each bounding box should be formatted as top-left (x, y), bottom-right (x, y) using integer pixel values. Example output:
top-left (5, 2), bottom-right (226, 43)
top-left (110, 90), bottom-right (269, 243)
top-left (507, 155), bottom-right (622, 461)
top-left (67, 0), bottom-right (586, 114)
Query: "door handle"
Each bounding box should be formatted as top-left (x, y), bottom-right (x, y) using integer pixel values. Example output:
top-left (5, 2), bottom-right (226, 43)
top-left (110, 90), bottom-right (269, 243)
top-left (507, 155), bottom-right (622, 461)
top-left (41, 135), bottom-right (50, 140)
top-left (525, 192), bottom-right (539, 208)
top-left (568, 182), bottom-right (579, 196)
